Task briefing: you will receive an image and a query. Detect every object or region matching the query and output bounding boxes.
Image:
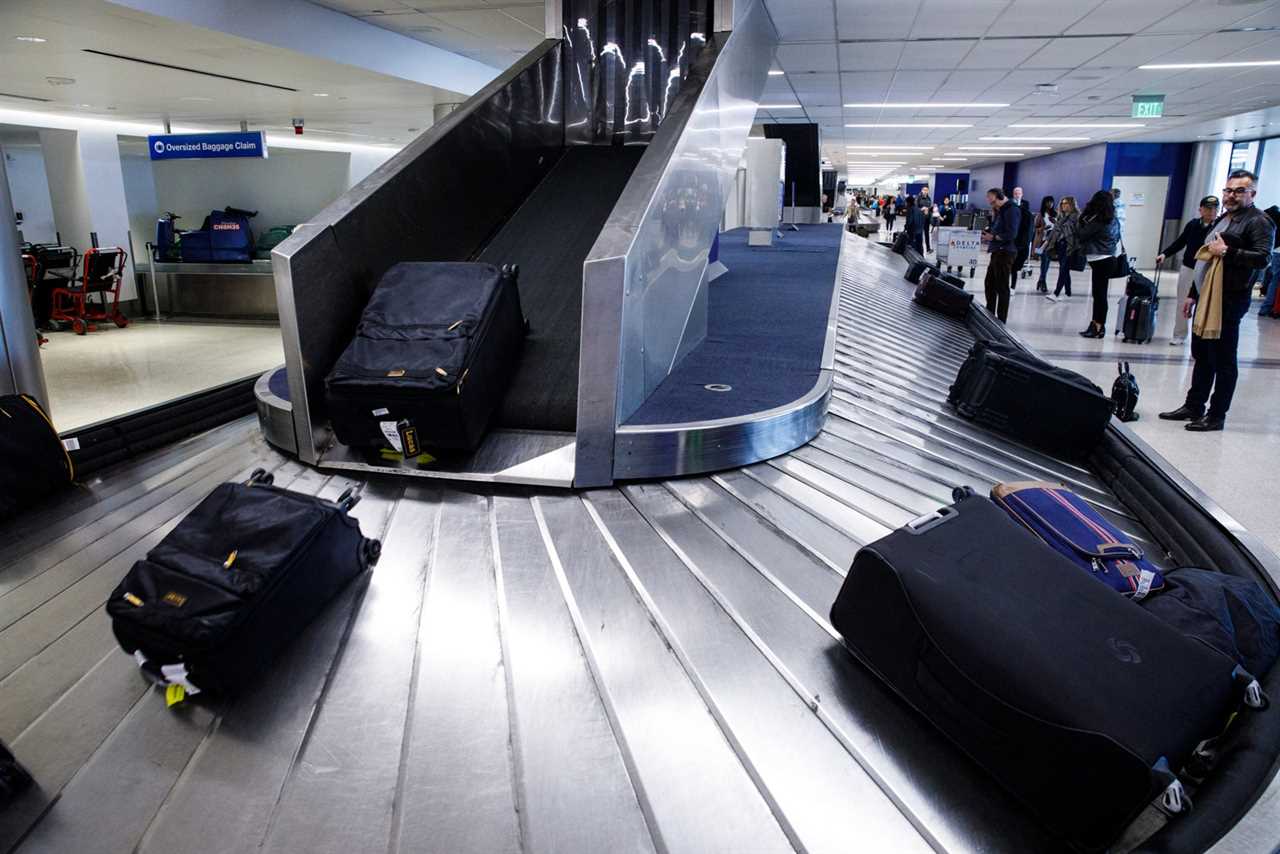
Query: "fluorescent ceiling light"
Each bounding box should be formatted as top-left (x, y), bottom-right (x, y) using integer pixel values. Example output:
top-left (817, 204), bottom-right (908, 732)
top-left (846, 144), bottom-right (936, 150)
top-left (767, 69), bottom-right (785, 76)
top-left (980, 136), bottom-right (1089, 142)
top-left (15, 36), bottom-right (47, 43)
top-left (937, 156), bottom-right (969, 159)
top-left (760, 104), bottom-right (802, 109)
top-left (312, 92), bottom-right (330, 97)
top-left (1140, 60), bottom-right (1280, 70)
top-left (845, 123), bottom-right (973, 128)
top-left (1009, 123), bottom-right (1145, 129)
top-left (948, 151), bottom-right (1023, 157)
top-left (843, 102), bottom-right (1008, 108)
top-left (958, 145), bottom-right (1051, 151)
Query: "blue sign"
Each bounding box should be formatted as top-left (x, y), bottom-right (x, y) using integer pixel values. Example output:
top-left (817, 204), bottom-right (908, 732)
top-left (148, 131), bottom-right (268, 161)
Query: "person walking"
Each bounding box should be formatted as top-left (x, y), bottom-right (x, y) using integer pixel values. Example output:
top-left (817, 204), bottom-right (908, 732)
top-left (883, 196), bottom-right (896, 234)
top-left (1075, 190), bottom-right (1122, 338)
top-left (1048, 195), bottom-right (1079, 301)
top-left (1158, 169), bottom-right (1274, 431)
top-left (981, 187), bottom-right (1020, 323)
top-left (1033, 195), bottom-right (1057, 293)
top-left (920, 194), bottom-right (935, 253)
top-left (1009, 187), bottom-right (1033, 290)
top-left (904, 195), bottom-right (925, 253)
top-left (1156, 195), bottom-right (1219, 344)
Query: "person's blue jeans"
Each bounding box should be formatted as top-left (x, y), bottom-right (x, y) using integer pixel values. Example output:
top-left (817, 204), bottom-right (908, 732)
top-left (1038, 251), bottom-right (1052, 284)
top-left (1259, 251), bottom-right (1280, 314)
top-left (1187, 291), bottom-right (1252, 419)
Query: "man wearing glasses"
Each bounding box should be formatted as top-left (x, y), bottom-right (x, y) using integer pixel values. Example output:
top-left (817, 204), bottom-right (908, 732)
top-left (1160, 170), bottom-right (1275, 431)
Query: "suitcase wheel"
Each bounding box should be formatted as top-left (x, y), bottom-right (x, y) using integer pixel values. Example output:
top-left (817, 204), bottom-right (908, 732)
top-left (247, 468), bottom-right (274, 487)
top-left (337, 487), bottom-right (361, 512)
top-left (363, 538), bottom-right (382, 566)
top-left (951, 485), bottom-right (976, 502)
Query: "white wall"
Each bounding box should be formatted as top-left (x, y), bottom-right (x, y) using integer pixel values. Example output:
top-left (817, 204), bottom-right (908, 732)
top-left (347, 148), bottom-right (396, 189)
top-left (1256, 139), bottom-right (1280, 209)
top-left (149, 147), bottom-right (354, 232)
top-left (2, 144), bottom-right (56, 244)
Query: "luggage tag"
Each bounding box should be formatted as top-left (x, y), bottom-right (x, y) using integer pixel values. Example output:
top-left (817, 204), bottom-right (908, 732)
top-left (397, 420), bottom-right (421, 458)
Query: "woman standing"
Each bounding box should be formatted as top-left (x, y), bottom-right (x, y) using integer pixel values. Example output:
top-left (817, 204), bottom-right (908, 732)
top-left (883, 196), bottom-right (897, 234)
top-left (1074, 190), bottom-right (1122, 338)
top-left (1049, 196), bottom-right (1080, 300)
top-left (1033, 195), bottom-right (1056, 293)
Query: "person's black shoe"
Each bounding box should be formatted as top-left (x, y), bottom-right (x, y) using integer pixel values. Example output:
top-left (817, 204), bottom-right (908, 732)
top-left (1186, 416), bottom-right (1225, 432)
top-left (1078, 324), bottom-right (1103, 338)
top-left (1158, 405), bottom-right (1202, 421)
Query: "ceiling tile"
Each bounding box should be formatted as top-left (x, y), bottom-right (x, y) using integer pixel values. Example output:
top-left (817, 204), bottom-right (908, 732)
top-left (895, 39), bottom-right (977, 70)
top-left (910, 0), bottom-right (1006, 38)
top-left (836, 0), bottom-right (922, 40)
top-left (985, 0), bottom-right (1100, 37)
top-left (1143, 0), bottom-right (1278, 34)
top-left (837, 41), bottom-right (905, 70)
top-left (776, 42), bottom-right (839, 73)
top-left (957, 39), bottom-right (1051, 69)
top-left (767, 2), bottom-right (838, 41)
top-left (1020, 36), bottom-right (1124, 69)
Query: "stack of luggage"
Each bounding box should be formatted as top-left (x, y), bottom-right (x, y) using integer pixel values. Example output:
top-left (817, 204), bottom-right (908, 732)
top-left (1118, 269), bottom-right (1159, 343)
top-left (830, 484), bottom-right (1275, 851)
top-left (180, 207), bottom-right (257, 263)
top-left (325, 261), bottom-right (526, 455)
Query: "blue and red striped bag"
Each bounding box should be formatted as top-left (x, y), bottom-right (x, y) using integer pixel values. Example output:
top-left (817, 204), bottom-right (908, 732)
top-left (991, 481), bottom-right (1166, 599)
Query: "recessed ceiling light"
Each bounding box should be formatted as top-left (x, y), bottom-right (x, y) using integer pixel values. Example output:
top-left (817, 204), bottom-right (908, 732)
top-left (15, 36), bottom-right (47, 43)
top-left (45, 76), bottom-right (75, 86)
top-left (846, 144), bottom-right (936, 150)
top-left (937, 156), bottom-right (969, 160)
top-left (980, 136), bottom-right (1090, 142)
top-left (767, 70), bottom-right (784, 76)
top-left (312, 92), bottom-right (330, 97)
top-left (179, 96), bottom-right (215, 102)
top-left (843, 102), bottom-right (1008, 108)
top-left (844, 123), bottom-right (973, 128)
top-left (77, 103), bottom-right (92, 108)
top-left (1009, 122), bottom-right (1144, 128)
top-left (1140, 60), bottom-right (1280, 69)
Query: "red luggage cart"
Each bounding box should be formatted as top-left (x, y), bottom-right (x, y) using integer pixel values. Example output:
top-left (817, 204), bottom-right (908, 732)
top-left (50, 246), bottom-right (130, 335)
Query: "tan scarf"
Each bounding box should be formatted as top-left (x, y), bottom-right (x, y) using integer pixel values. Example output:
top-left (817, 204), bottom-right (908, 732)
top-left (1193, 245), bottom-right (1224, 340)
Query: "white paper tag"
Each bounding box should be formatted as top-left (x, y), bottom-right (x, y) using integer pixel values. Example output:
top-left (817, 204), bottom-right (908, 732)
top-left (379, 421), bottom-right (403, 453)
top-left (62, 437), bottom-right (80, 451)
top-left (1134, 569), bottom-right (1156, 600)
top-left (371, 408), bottom-right (390, 417)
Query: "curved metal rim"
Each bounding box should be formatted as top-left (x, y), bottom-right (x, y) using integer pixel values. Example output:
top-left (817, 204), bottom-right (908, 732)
top-left (617, 368), bottom-right (832, 436)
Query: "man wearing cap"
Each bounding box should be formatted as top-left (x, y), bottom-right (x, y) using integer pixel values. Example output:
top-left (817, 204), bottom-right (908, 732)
top-left (1156, 195), bottom-right (1220, 345)
top-left (1159, 170), bottom-right (1274, 432)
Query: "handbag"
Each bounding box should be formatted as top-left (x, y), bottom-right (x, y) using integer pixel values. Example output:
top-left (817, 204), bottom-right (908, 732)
top-left (1069, 251), bottom-right (1087, 272)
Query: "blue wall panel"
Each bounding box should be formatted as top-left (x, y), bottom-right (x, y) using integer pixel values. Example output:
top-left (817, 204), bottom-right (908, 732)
top-left (1007, 143), bottom-right (1108, 212)
top-left (968, 163), bottom-right (1010, 202)
top-left (1102, 142), bottom-right (1193, 219)
top-left (932, 171), bottom-right (969, 201)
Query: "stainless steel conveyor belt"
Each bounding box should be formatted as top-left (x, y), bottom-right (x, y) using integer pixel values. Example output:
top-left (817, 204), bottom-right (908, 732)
top-left (1, 234), bottom-right (1275, 854)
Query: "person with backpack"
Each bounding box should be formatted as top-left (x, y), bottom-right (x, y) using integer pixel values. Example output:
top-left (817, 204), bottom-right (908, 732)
top-left (903, 195), bottom-right (925, 253)
top-left (1033, 195), bottom-right (1057, 293)
top-left (1156, 195), bottom-right (1220, 344)
top-left (1048, 196), bottom-right (1080, 301)
top-left (1075, 190), bottom-right (1122, 338)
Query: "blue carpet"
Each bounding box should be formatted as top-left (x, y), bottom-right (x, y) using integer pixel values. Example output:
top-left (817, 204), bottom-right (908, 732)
top-left (625, 224), bottom-right (842, 425)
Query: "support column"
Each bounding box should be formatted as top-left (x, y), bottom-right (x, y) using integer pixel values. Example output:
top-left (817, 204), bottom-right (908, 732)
top-left (40, 129), bottom-right (138, 302)
top-left (0, 153), bottom-right (50, 406)
top-left (1182, 142), bottom-right (1232, 224)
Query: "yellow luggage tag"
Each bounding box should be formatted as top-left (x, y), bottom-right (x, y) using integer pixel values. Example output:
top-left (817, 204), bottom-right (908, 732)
top-left (165, 683), bottom-right (186, 707)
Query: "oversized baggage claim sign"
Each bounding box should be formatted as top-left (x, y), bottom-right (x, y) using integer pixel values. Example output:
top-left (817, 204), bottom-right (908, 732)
top-left (147, 131), bottom-right (268, 161)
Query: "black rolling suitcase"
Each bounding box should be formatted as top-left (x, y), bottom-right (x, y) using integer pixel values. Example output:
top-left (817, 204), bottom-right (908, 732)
top-left (325, 262), bottom-right (525, 453)
top-left (830, 492), bottom-right (1259, 851)
top-left (914, 271), bottom-right (973, 318)
top-left (948, 340), bottom-right (1113, 458)
top-left (891, 231), bottom-right (909, 254)
top-left (905, 259), bottom-right (939, 284)
top-left (0, 394), bottom-right (74, 521)
top-left (1121, 295), bottom-right (1157, 343)
top-left (107, 470), bottom-right (381, 698)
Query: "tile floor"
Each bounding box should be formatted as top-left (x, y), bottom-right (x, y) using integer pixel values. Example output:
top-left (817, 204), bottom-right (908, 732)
top-left (890, 222), bottom-right (1280, 558)
top-left (38, 320), bottom-right (284, 433)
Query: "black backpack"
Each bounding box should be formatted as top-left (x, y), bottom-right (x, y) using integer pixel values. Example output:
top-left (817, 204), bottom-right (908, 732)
top-left (1111, 361), bottom-right (1139, 422)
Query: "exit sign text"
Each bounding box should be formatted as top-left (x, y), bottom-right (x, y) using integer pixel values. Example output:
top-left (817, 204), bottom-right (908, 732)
top-left (1132, 95), bottom-right (1164, 119)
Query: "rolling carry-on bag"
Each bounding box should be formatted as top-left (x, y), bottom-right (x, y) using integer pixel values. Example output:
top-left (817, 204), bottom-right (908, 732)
top-left (948, 340), bottom-right (1114, 459)
top-left (830, 492), bottom-right (1262, 850)
top-left (905, 259), bottom-right (939, 284)
top-left (990, 480), bottom-right (1165, 598)
top-left (325, 262), bottom-right (525, 453)
top-left (0, 394), bottom-right (74, 521)
top-left (1121, 295), bottom-right (1157, 343)
top-left (914, 270), bottom-right (973, 318)
top-left (106, 469), bottom-right (381, 697)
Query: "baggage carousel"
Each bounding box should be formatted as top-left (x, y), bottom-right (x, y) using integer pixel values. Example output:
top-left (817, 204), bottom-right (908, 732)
top-left (4, 234), bottom-right (1278, 854)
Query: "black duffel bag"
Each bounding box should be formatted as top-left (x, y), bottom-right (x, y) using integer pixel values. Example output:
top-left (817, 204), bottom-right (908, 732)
top-left (948, 340), bottom-right (1113, 459)
top-left (0, 394), bottom-right (74, 520)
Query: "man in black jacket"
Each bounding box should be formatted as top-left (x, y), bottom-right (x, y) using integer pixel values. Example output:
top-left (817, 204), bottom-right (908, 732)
top-left (1159, 170), bottom-right (1274, 431)
top-left (1009, 186), bottom-right (1033, 290)
top-left (982, 188), bottom-right (1020, 322)
top-left (1156, 195), bottom-right (1219, 344)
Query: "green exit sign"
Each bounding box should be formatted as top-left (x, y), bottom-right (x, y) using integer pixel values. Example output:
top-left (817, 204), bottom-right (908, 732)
top-left (1132, 95), bottom-right (1164, 119)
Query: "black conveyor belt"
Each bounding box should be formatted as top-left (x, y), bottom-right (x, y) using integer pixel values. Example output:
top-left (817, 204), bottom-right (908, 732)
top-left (477, 144), bottom-right (645, 431)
